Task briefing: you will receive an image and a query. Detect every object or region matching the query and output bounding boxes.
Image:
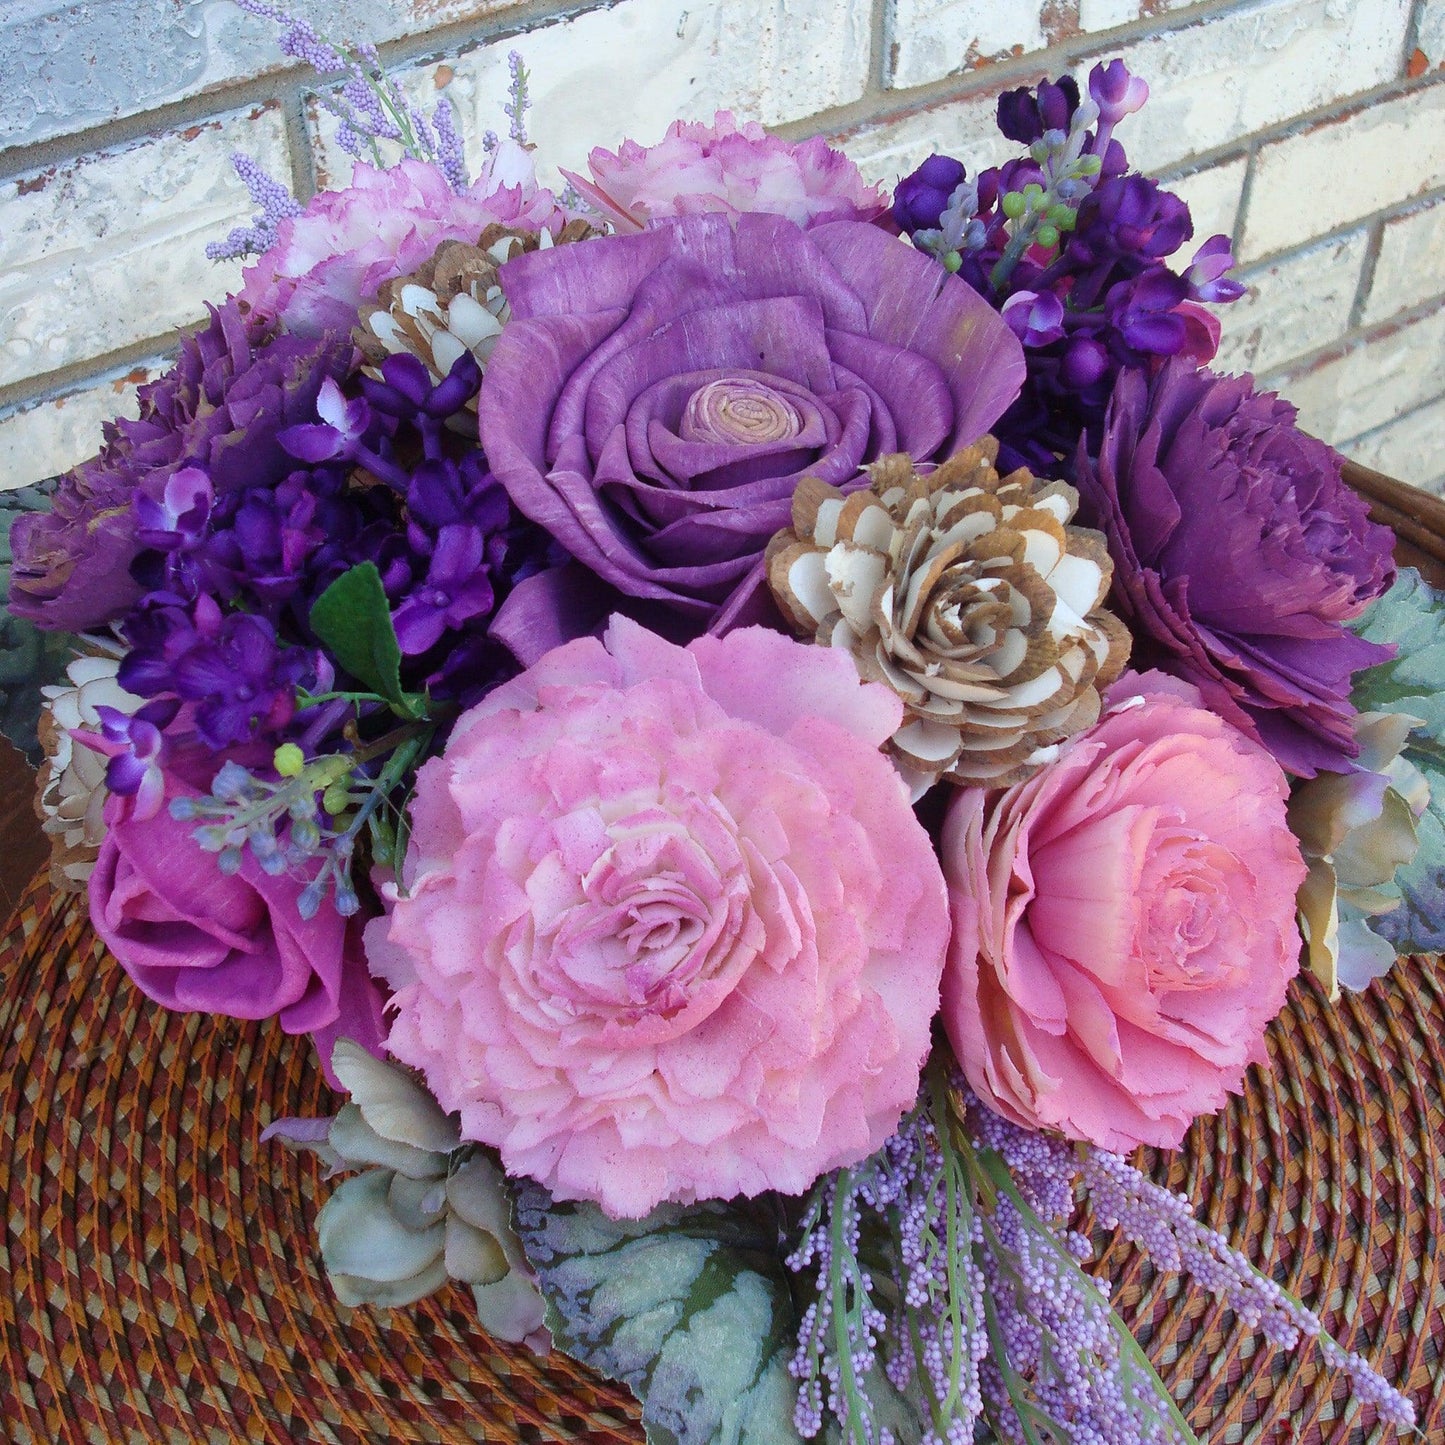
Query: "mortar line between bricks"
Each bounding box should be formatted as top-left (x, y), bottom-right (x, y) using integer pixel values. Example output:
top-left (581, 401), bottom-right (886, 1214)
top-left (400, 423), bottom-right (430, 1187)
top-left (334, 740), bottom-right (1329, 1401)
top-left (1259, 292), bottom-right (1445, 389)
top-left (869, 0), bottom-right (892, 97)
top-left (1348, 220), bottom-right (1389, 333)
top-left (281, 91), bottom-right (318, 207)
top-left (0, 0), bottom-right (623, 183)
top-left (1337, 384), bottom-right (1445, 457)
top-left (1237, 182), bottom-right (1445, 276)
top-left (778, 39), bottom-right (1445, 172)
top-left (0, 335), bottom-right (188, 421)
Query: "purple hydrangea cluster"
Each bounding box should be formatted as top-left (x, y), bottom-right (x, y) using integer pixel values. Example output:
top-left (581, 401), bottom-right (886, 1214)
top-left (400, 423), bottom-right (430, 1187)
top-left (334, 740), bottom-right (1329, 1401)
top-left (891, 61), bottom-right (1244, 471)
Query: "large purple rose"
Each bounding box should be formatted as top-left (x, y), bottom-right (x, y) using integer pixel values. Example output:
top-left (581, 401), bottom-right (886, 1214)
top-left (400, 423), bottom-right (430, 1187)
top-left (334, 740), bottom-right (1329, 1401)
top-left (478, 212), bottom-right (1024, 635)
top-left (1074, 360), bottom-right (1396, 777)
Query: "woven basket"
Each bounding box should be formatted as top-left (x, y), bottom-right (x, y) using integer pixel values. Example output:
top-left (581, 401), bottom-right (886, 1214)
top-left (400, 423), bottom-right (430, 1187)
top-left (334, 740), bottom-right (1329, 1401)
top-left (1, 461), bottom-right (1442, 1444)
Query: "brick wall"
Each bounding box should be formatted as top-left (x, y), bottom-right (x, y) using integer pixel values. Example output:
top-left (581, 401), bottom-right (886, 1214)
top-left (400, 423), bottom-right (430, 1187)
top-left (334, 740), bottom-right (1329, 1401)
top-left (2, 0), bottom-right (1443, 493)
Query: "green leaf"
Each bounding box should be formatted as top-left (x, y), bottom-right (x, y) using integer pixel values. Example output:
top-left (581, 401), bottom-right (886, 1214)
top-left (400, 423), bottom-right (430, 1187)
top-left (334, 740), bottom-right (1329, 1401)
top-left (513, 1183), bottom-right (803, 1445)
top-left (1349, 568), bottom-right (1445, 952)
top-left (308, 562), bottom-right (406, 708)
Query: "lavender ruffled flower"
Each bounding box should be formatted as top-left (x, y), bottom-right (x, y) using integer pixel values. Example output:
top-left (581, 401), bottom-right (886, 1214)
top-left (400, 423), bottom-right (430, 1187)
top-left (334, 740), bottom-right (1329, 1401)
top-left (1075, 360), bottom-right (1397, 776)
top-left (9, 301), bottom-right (350, 632)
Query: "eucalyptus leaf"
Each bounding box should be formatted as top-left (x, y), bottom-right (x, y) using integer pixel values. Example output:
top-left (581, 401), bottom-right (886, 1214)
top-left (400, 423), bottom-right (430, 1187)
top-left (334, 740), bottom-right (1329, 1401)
top-left (309, 561), bottom-right (406, 707)
top-left (514, 1183), bottom-right (803, 1445)
top-left (1349, 568), bottom-right (1445, 951)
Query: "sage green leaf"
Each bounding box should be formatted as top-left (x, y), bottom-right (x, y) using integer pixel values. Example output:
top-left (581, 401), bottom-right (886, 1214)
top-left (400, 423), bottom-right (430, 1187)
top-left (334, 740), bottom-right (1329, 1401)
top-left (514, 1183), bottom-right (802, 1445)
top-left (1349, 568), bottom-right (1445, 951)
top-left (308, 561), bottom-right (406, 706)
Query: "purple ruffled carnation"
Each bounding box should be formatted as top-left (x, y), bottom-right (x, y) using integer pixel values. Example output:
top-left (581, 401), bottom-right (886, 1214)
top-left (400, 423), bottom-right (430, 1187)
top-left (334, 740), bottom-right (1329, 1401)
top-left (1075, 360), bottom-right (1397, 776)
top-left (10, 301), bottom-right (349, 632)
top-left (478, 212), bottom-right (1024, 637)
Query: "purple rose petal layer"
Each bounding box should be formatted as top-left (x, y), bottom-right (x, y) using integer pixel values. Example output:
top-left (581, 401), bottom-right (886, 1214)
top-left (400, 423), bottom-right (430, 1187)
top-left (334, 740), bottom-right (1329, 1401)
top-left (1075, 360), bottom-right (1397, 777)
top-left (479, 212), bottom-right (1025, 630)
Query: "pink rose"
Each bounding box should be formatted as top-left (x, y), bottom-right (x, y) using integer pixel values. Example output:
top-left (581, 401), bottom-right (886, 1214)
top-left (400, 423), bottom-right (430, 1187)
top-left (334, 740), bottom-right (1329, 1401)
top-left (940, 671), bottom-right (1306, 1152)
top-left (567, 111), bottom-right (886, 234)
top-left (89, 778), bottom-right (387, 1086)
top-left (368, 618), bottom-right (949, 1218)
top-left (240, 149), bottom-right (574, 336)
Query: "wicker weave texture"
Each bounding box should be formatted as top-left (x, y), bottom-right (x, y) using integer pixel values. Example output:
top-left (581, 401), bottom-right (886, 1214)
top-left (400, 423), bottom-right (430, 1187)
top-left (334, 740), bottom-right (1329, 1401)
top-left (1, 874), bottom-right (1441, 1444)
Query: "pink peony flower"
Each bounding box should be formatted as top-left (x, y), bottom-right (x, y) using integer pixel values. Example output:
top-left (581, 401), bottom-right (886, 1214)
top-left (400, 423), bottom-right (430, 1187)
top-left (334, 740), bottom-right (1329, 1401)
top-left (239, 149), bottom-right (574, 336)
top-left (89, 769), bottom-right (388, 1087)
top-left (567, 111), bottom-right (886, 233)
top-left (368, 617), bottom-right (949, 1218)
top-left (940, 671), bottom-right (1306, 1152)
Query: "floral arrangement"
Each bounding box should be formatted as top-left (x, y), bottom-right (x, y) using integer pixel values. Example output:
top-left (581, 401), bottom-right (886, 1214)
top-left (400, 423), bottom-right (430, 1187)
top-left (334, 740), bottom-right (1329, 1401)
top-left (9, 6), bottom-right (1445, 1442)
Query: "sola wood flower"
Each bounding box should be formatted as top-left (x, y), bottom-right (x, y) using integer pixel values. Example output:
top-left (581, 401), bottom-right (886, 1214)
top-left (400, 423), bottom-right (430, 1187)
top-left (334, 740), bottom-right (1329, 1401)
top-left (266, 1041), bottom-right (549, 1351)
top-left (767, 440), bottom-right (1130, 792)
top-left (355, 221), bottom-right (597, 435)
top-left (1289, 711), bottom-right (1429, 998)
top-left (35, 654), bottom-right (143, 891)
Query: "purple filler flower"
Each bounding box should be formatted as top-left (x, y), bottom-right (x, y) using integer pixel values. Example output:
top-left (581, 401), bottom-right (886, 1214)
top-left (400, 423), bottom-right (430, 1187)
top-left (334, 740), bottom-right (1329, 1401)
top-left (72, 698), bottom-right (181, 822)
top-left (479, 212), bottom-right (1024, 633)
top-left (1075, 360), bottom-right (1397, 776)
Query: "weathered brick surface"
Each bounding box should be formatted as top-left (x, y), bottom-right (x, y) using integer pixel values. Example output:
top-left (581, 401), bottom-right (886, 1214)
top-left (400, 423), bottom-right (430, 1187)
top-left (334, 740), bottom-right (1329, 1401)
top-left (0, 103), bottom-right (290, 392)
top-left (0, 0), bottom-right (522, 153)
top-left (1215, 231), bottom-right (1370, 377)
top-left (1341, 400), bottom-right (1445, 493)
top-left (1100, 0), bottom-right (1412, 175)
top-left (1361, 196), bottom-right (1445, 325)
top-left (1260, 302), bottom-right (1445, 445)
top-left (1241, 82), bottom-right (1445, 261)
top-left (310, 0), bottom-right (873, 189)
top-left (0, 357), bottom-right (168, 494)
top-left (3, 0), bottom-right (1443, 491)
top-left (885, 0), bottom-right (1057, 90)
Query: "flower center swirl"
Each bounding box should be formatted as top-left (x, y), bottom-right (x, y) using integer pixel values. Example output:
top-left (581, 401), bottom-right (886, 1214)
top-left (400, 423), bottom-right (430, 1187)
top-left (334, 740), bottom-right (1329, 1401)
top-left (680, 376), bottom-right (806, 446)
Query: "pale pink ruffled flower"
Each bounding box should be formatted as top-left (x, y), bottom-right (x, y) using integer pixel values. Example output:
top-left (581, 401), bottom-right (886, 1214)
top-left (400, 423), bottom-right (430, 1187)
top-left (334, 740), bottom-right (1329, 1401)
top-left (239, 148), bottom-right (574, 336)
top-left (367, 618), bottom-right (949, 1219)
top-left (940, 670), bottom-right (1307, 1153)
top-left (567, 111), bottom-right (886, 233)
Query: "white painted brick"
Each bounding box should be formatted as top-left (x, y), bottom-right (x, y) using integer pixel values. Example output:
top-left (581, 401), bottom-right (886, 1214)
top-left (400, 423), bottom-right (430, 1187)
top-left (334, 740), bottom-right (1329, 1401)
top-left (1421, 1), bottom-right (1445, 68)
top-left (310, 0), bottom-right (872, 189)
top-left (1241, 85), bottom-right (1445, 261)
top-left (1362, 197), bottom-right (1445, 325)
top-left (1260, 302), bottom-right (1445, 444)
top-left (885, 1), bottom-right (1056, 91)
top-left (832, 93), bottom-right (1016, 192)
top-left (1160, 157), bottom-right (1248, 250)
top-left (0, 357), bottom-right (170, 494)
top-left (1214, 231), bottom-right (1368, 376)
top-left (1086, 0), bottom-right (1138, 30)
top-left (0, 103), bottom-right (290, 391)
top-left (0, 0), bottom-right (519, 153)
top-left (1340, 400), bottom-right (1445, 493)
top-left (1079, 0), bottom-right (1140, 31)
top-left (1098, 0), bottom-right (1412, 176)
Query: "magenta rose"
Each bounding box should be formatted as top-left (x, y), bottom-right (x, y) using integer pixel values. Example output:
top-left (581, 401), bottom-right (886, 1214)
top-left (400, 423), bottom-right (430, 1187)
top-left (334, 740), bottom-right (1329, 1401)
top-left (367, 618), bottom-right (950, 1218)
top-left (940, 671), bottom-right (1306, 1152)
top-left (479, 212), bottom-right (1024, 638)
top-left (89, 777), bottom-right (387, 1086)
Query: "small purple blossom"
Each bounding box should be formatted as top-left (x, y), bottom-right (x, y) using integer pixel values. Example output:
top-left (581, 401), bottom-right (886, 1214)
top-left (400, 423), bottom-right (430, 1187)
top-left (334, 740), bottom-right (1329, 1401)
top-left (1001, 290), bottom-right (1066, 348)
top-left (891, 154), bottom-right (969, 233)
top-left (1186, 233), bottom-right (1247, 303)
top-left (997, 75), bottom-right (1080, 145)
top-left (72, 698), bottom-right (180, 822)
top-left (391, 523), bottom-right (499, 655)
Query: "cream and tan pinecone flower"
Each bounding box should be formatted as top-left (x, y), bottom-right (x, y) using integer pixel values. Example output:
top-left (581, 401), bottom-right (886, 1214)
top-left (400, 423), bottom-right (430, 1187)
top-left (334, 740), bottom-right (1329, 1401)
top-left (355, 220), bottom-right (598, 436)
top-left (766, 440), bottom-right (1131, 794)
top-left (36, 652), bottom-right (143, 890)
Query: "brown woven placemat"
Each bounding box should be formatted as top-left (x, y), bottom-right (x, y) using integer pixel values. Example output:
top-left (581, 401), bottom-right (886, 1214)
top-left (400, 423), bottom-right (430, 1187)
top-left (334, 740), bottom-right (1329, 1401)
top-left (1, 872), bottom-right (1441, 1443)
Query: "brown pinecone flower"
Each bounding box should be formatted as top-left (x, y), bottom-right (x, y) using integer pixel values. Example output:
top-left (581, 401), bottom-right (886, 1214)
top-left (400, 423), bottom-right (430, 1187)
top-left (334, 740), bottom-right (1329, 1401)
top-left (766, 440), bottom-right (1131, 793)
top-left (355, 220), bottom-right (597, 435)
